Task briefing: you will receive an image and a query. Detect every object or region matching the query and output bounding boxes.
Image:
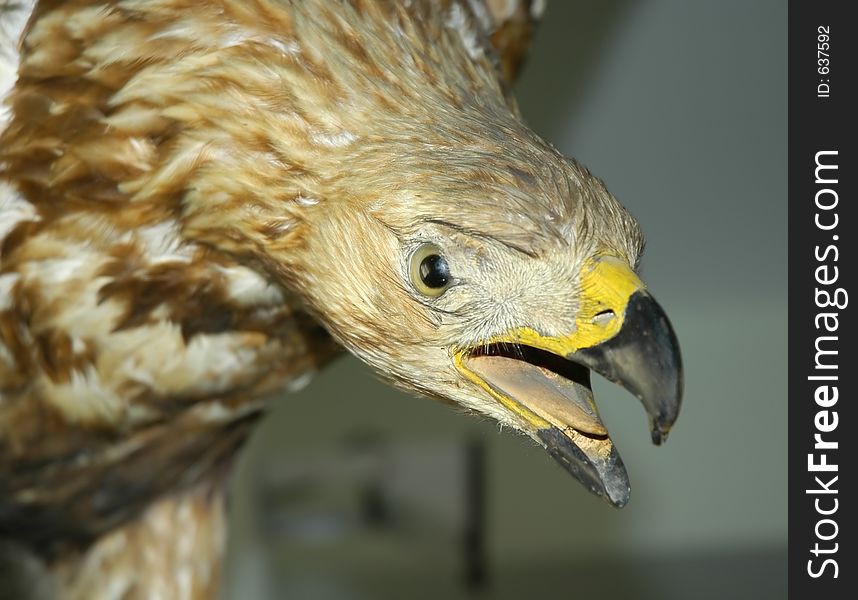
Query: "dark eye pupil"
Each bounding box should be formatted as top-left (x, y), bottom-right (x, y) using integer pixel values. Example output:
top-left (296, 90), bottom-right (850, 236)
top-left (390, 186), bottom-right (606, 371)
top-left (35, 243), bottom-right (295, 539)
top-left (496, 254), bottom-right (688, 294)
top-left (419, 254), bottom-right (450, 288)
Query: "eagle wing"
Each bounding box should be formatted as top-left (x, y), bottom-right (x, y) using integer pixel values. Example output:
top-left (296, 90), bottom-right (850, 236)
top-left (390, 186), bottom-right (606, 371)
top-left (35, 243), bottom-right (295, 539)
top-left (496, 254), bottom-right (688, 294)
top-left (1, 5), bottom-right (342, 556)
top-left (0, 177), bottom-right (338, 550)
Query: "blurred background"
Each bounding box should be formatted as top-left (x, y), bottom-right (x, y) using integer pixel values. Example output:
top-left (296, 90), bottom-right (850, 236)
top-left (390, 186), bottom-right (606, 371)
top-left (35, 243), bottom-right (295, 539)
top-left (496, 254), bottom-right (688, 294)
top-left (221, 1), bottom-right (787, 598)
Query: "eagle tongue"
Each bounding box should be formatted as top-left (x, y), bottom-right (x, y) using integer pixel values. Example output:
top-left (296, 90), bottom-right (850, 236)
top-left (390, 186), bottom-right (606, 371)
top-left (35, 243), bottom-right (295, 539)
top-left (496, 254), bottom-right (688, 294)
top-left (466, 354), bottom-right (607, 435)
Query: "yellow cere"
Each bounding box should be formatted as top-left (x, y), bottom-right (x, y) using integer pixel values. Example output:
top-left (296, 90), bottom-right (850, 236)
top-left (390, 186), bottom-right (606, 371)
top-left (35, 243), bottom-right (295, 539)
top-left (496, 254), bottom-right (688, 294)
top-left (512, 256), bottom-right (644, 355)
top-left (453, 256), bottom-right (644, 431)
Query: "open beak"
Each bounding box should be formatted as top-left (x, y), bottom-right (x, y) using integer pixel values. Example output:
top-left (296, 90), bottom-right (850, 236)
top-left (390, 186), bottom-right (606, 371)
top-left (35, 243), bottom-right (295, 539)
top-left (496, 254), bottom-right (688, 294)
top-left (455, 257), bottom-right (683, 507)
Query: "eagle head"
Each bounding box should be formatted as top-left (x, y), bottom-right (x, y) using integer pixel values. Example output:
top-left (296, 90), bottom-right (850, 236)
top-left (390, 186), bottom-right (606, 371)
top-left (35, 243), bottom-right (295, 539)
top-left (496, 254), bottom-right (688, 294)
top-left (285, 103), bottom-right (682, 507)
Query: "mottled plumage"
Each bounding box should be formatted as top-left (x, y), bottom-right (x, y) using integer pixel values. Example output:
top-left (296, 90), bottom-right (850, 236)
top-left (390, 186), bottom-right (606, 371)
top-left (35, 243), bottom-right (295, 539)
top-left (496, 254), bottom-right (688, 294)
top-left (1, 1), bottom-right (680, 598)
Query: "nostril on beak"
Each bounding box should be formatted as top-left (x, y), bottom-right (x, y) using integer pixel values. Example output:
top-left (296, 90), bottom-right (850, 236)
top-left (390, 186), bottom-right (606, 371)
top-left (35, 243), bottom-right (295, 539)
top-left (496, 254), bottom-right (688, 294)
top-left (592, 310), bottom-right (616, 326)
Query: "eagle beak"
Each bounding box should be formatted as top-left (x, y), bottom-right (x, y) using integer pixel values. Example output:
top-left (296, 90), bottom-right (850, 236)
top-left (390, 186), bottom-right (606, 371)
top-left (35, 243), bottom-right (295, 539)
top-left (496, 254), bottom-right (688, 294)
top-left (455, 257), bottom-right (683, 507)
top-left (571, 288), bottom-right (683, 446)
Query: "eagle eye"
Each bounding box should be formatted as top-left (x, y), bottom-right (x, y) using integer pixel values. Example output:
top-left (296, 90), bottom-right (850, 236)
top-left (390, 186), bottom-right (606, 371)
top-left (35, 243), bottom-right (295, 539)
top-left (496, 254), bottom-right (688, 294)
top-left (409, 243), bottom-right (451, 297)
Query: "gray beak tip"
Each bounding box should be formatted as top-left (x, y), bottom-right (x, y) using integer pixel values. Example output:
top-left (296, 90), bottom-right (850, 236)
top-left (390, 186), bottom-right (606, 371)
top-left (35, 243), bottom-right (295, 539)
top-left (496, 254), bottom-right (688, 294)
top-left (651, 427), bottom-right (669, 446)
top-left (538, 427), bottom-right (631, 508)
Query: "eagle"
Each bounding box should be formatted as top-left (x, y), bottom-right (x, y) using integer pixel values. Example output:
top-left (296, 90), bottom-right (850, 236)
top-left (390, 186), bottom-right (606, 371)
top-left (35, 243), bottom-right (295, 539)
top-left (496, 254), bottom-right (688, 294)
top-left (0, 0), bottom-right (682, 597)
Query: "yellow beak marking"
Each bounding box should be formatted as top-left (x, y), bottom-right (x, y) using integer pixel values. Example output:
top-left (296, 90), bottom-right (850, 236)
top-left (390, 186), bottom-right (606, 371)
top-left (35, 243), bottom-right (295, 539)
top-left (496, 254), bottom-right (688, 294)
top-left (453, 256), bottom-right (644, 431)
top-left (511, 256), bottom-right (644, 355)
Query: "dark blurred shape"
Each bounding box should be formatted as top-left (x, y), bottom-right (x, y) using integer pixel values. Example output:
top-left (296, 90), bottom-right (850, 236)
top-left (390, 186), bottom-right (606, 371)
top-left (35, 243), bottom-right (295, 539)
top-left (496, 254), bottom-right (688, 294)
top-left (253, 430), bottom-right (490, 596)
top-left (345, 431), bottom-right (393, 529)
top-left (463, 438), bottom-right (487, 591)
